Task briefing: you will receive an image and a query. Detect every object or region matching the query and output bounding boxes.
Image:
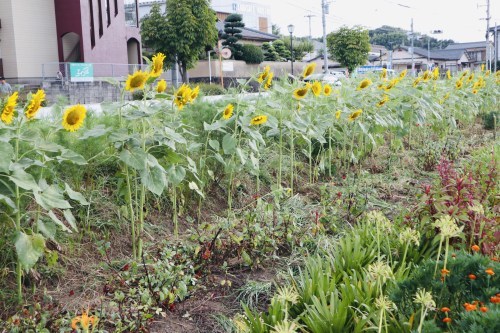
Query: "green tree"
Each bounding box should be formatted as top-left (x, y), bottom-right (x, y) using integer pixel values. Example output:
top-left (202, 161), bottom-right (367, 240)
top-left (262, 42), bottom-right (279, 61)
top-left (282, 36), bottom-right (314, 61)
top-left (240, 44), bottom-right (264, 64)
top-left (368, 25), bottom-right (454, 50)
top-left (327, 26), bottom-right (370, 73)
top-left (140, 0), bottom-right (218, 83)
top-left (273, 40), bottom-right (290, 61)
top-left (221, 13), bottom-right (245, 60)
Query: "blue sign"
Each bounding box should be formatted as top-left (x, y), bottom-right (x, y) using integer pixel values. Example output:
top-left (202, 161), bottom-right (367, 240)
top-left (356, 66), bottom-right (383, 74)
top-left (70, 63), bottom-right (94, 82)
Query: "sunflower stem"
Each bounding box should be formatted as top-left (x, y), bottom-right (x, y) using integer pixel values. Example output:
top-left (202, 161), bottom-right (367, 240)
top-left (125, 165), bottom-right (137, 260)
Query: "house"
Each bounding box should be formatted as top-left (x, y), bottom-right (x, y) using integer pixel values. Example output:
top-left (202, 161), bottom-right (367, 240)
top-left (215, 21), bottom-right (278, 46)
top-left (0, 0), bottom-right (142, 83)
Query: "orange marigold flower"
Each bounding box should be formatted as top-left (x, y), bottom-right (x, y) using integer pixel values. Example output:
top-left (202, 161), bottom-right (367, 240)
top-left (441, 307), bottom-right (451, 313)
top-left (468, 274), bottom-right (477, 280)
top-left (485, 268), bottom-right (495, 276)
top-left (442, 317), bottom-right (452, 323)
top-left (490, 296), bottom-right (500, 304)
top-left (441, 268), bottom-right (450, 276)
top-left (464, 303), bottom-right (477, 311)
top-left (471, 244), bottom-right (480, 252)
top-left (480, 306), bottom-right (488, 312)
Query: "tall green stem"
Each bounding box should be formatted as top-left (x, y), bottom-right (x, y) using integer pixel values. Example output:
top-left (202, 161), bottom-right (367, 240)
top-left (14, 124), bottom-right (22, 304)
top-left (125, 165), bottom-right (137, 259)
top-left (290, 129), bottom-right (295, 194)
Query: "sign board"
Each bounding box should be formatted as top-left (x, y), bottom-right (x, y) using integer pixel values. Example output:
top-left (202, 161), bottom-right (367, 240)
top-left (70, 63), bottom-right (94, 82)
top-left (222, 61), bottom-right (234, 72)
top-left (356, 66), bottom-right (383, 74)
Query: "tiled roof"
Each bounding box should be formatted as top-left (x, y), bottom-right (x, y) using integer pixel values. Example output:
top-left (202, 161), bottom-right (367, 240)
top-left (429, 49), bottom-right (465, 60)
top-left (445, 41), bottom-right (487, 50)
top-left (216, 21), bottom-right (278, 42)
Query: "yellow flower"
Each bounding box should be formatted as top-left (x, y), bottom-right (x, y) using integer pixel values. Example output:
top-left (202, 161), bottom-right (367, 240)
top-left (485, 70), bottom-right (490, 77)
top-left (467, 73), bottom-right (474, 83)
top-left (150, 52), bottom-right (166, 78)
top-left (250, 115), bottom-right (268, 125)
top-left (413, 77), bottom-right (421, 87)
top-left (446, 70), bottom-right (451, 79)
top-left (264, 72), bottom-right (274, 90)
top-left (399, 69), bottom-right (407, 79)
top-left (24, 89), bottom-right (45, 120)
top-left (190, 85), bottom-right (200, 101)
top-left (311, 81), bottom-right (322, 96)
top-left (62, 104), bottom-right (87, 132)
top-left (174, 84), bottom-right (192, 110)
top-left (357, 78), bottom-right (372, 90)
top-left (71, 309), bottom-right (98, 331)
top-left (455, 80), bottom-right (463, 89)
top-left (376, 95), bottom-right (389, 107)
top-left (335, 110), bottom-right (341, 119)
top-left (472, 89), bottom-right (478, 94)
top-left (323, 84), bottom-right (332, 96)
top-left (301, 63), bottom-right (316, 78)
top-left (293, 84), bottom-right (310, 100)
top-left (156, 79), bottom-right (167, 93)
top-left (481, 64), bottom-right (485, 71)
top-left (432, 67), bottom-right (439, 80)
top-left (222, 104), bottom-right (234, 119)
top-left (348, 109), bottom-right (362, 122)
top-left (380, 68), bottom-right (387, 79)
top-left (1, 92), bottom-right (19, 124)
top-left (257, 71), bottom-right (269, 84)
top-left (384, 78), bottom-right (398, 91)
top-left (125, 70), bottom-right (149, 92)
top-left (422, 70), bottom-right (431, 81)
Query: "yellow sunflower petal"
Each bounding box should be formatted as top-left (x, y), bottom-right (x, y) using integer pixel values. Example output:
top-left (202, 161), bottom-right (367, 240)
top-left (62, 104), bottom-right (87, 132)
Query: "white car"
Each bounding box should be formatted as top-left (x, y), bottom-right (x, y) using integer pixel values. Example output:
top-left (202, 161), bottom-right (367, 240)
top-left (304, 73), bottom-right (342, 86)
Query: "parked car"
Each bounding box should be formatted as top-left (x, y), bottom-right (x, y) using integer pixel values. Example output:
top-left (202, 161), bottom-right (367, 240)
top-left (303, 73), bottom-right (342, 86)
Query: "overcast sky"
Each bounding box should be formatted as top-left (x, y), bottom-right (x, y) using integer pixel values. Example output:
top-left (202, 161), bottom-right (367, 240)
top-left (252, 0), bottom-right (499, 43)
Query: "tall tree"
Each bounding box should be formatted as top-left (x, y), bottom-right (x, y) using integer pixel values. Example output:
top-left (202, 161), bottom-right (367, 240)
top-left (140, 0), bottom-right (218, 83)
top-left (221, 13), bottom-right (245, 60)
top-left (368, 25), bottom-right (454, 50)
top-left (273, 40), bottom-right (290, 61)
top-left (262, 42), bottom-right (279, 61)
top-left (327, 26), bottom-right (370, 74)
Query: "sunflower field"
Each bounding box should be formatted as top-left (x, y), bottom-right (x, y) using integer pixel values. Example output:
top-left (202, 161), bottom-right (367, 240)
top-left (0, 54), bottom-right (499, 332)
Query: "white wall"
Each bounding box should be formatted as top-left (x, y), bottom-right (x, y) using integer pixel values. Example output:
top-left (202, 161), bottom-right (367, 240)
top-left (0, 0), bottom-right (18, 78)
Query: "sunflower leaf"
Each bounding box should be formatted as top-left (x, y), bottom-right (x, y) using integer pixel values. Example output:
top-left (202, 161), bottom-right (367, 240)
top-left (63, 209), bottom-right (78, 232)
top-left (0, 144), bottom-right (13, 173)
top-left (15, 232), bottom-right (45, 271)
top-left (65, 183), bottom-right (89, 205)
top-left (222, 134), bottom-right (237, 155)
top-left (119, 147), bottom-right (147, 171)
top-left (34, 185), bottom-right (72, 210)
top-left (9, 169), bottom-right (40, 191)
top-left (47, 210), bottom-right (71, 232)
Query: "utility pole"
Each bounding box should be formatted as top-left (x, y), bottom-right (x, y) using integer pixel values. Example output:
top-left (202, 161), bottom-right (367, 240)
top-left (321, 0), bottom-right (328, 73)
top-left (410, 18), bottom-right (415, 76)
top-left (485, 0), bottom-right (491, 70)
top-left (495, 22), bottom-right (498, 72)
top-left (304, 14), bottom-right (316, 40)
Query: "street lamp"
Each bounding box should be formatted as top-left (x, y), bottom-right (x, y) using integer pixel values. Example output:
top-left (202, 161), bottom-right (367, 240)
top-left (288, 24), bottom-right (295, 75)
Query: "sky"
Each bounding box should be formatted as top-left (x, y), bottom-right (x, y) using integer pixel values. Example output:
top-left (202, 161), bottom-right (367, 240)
top-left (252, 0), bottom-right (499, 43)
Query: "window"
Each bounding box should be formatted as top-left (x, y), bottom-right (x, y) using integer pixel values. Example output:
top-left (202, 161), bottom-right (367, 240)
top-left (114, 0), bottom-right (118, 16)
top-left (97, 0), bottom-right (103, 37)
top-left (124, 0), bottom-right (138, 28)
top-left (89, 0), bottom-right (95, 47)
top-left (232, 3), bottom-right (238, 11)
top-left (106, 0), bottom-right (111, 26)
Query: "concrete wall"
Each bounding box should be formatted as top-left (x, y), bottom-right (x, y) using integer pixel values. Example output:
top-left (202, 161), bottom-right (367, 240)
top-left (188, 60), bottom-right (309, 80)
top-left (0, 0), bottom-right (59, 79)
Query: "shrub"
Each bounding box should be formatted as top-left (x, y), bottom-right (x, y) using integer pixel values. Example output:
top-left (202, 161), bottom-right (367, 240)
top-left (197, 83), bottom-right (226, 96)
top-left (482, 110), bottom-right (498, 130)
top-left (240, 44), bottom-right (264, 64)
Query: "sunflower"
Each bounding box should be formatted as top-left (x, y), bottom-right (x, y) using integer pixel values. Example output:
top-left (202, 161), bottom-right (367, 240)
top-left (293, 84), bottom-right (310, 100)
top-left (376, 95), bottom-right (389, 107)
top-left (399, 69), bottom-right (407, 79)
top-left (150, 53), bottom-right (166, 78)
top-left (1, 92), bottom-right (19, 125)
top-left (455, 80), bottom-right (463, 89)
top-left (311, 81), bottom-right (322, 96)
top-left (466, 73), bottom-right (474, 83)
top-left (250, 115), bottom-right (268, 126)
top-left (357, 78), bottom-right (372, 90)
top-left (24, 89), bottom-right (46, 120)
top-left (422, 70), bottom-right (431, 81)
top-left (446, 70), bottom-right (451, 79)
top-left (190, 85), bottom-right (200, 101)
top-left (348, 109), bottom-right (362, 122)
top-left (62, 104), bottom-right (86, 132)
top-left (384, 78), bottom-right (398, 91)
top-left (257, 65), bottom-right (271, 83)
top-left (323, 84), bottom-right (332, 96)
top-left (335, 110), bottom-right (341, 119)
top-left (412, 77), bottom-right (421, 87)
top-left (174, 84), bottom-right (192, 110)
top-left (264, 72), bottom-right (274, 90)
top-left (301, 63), bottom-right (316, 78)
top-left (485, 70), bottom-right (490, 77)
top-left (380, 68), bottom-right (387, 79)
top-left (481, 64), bottom-right (485, 71)
top-left (125, 70), bottom-right (149, 92)
top-left (472, 89), bottom-right (478, 94)
top-left (222, 104), bottom-right (234, 119)
top-left (156, 79), bottom-right (167, 93)
top-left (432, 67), bottom-right (439, 80)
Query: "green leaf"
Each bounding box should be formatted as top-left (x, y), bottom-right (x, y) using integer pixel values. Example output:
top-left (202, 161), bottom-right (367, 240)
top-left (119, 147), bottom-right (147, 171)
top-left (241, 250), bottom-right (252, 266)
top-left (208, 139), bottom-right (220, 151)
top-left (58, 149), bottom-right (87, 165)
top-left (79, 125), bottom-right (111, 140)
top-left (0, 143), bottom-right (14, 173)
top-left (140, 165), bottom-right (167, 196)
top-left (48, 210), bottom-right (71, 232)
top-left (164, 126), bottom-right (187, 144)
top-left (63, 209), bottom-right (78, 232)
top-left (0, 194), bottom-right (16, 210)
top-left (9, 169), bottom-right (39, 191)
top-left (204, 121), bottom-right (227, 132)
top-left (236, 148), bottom-right (247, 165)
top-left (37, 219), bottom-right (57, 241)
top-left (166, 165), bottom-right (186, 186)
top-left (34, 186), bottom-right (72, 210)
top-left (222, 134), bottom-right (237, 155)
top-left (188, 181), bottom-right (204, 198)
top-left (15, 232), bottom-right (45, 271)
top-left (65, 183), bottom-right (89, 205)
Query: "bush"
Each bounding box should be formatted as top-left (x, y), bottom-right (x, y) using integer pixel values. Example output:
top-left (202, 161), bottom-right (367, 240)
top-left (240, 44), bottom-right (264, 64)
top-left (482, 110), bottom-right (498, 130)
top-left (197, 83), bottom-right (226, 96)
